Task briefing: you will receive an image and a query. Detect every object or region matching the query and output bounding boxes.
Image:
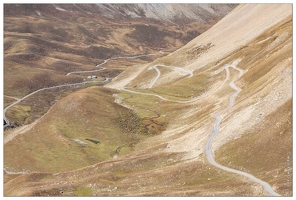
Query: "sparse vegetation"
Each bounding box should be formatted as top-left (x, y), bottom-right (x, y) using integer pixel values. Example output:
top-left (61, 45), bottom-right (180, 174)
top-left (4, 4), bottom-right (291, 197)
top-left (74, 187), bottom-right (93, 196)
top-left (216, 99), bottom-right (292, 196)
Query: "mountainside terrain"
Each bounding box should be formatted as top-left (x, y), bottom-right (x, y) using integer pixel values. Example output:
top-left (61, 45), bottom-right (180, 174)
top-left (3, 4), bottom-right (292, 197)
top-left (4, 4), bottom-right (237, 25)
top-left (4, 3), bottom-right (236, 128)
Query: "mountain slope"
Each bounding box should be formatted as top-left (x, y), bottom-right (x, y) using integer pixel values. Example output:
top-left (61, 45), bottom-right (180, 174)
top-left (4, 4), bottom-right (292, 196)
top-left (3, 3), bottom-right (236, 128)
top-left (121, 4), bottom-right (291, 88)
top-left (4, 4), bottom-right (237, 25)
top-left (116, 4), bottom-right (292, 194)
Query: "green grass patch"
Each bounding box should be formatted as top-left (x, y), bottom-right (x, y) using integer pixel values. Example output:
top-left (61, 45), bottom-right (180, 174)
top-left (119, 91), bottom-right (161, 118)
top-left (6, 105), bottom-right (31, 125)
top-left (74, 187), bottom-right (93, 196)
top-left (151, 74), bottom-right (208, 99)
top-left (125, 73), bottom-right (209, 102)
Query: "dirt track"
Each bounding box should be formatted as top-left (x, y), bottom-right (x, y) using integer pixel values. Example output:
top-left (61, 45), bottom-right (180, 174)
top-left (147, 64), bottom-right (193, 88)
top-left (204, 61), bottom-right (280, 196)
top-left (3, 53), bottom-right (282, 196)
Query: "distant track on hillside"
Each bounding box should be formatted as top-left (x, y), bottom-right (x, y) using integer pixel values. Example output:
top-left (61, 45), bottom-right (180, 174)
top-left (66, 51), bottom-right (165, 76)
top-left (4, 95), bottom-right (20, 101)
top-left (3, 50), bottom-right (168, 174)
top-left (204, 62), bottom-right (281, 196)
top-left (3, 80), bottom-right (107, 129)
top-left (4, 50), bottom-right (167, 129)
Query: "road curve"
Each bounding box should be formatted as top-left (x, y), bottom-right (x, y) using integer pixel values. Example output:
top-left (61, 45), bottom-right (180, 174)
top-left (205, 63), bottom-right (281, 196)
top-left (147, 66), bottom-right (161, 89)
top-left (122, 64), bottom-right (229, 104)
top-left (147, 64), bottom-right (193, 88)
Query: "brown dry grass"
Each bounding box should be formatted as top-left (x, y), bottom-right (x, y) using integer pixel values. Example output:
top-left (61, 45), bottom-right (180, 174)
top-left (4, 9), bottom-right (211, 128)
top-left (4, 151), bottom-right (261, 196)
top-left (210, 14), bottom-right (292, 196)
top-left (216, 99), bottom-right (292, 196)
top-left (4, 87), bottom-right (147, 173)
top-left (4, 7), bottom-right (209, 87)
top-left (4, 4), bottom-right (292, 197)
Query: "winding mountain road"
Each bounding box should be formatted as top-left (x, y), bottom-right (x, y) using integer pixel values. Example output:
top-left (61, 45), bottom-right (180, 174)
top-left (122, 64), bottom-right (229, 104)
top-left (204, 63), bottom-right (281, 196)
top-left (4, 48), bottom-right (281, 195)
top-left (121, 60), bottom-right (280, 196)
top-left (3, 51), bottom-right (167, 174)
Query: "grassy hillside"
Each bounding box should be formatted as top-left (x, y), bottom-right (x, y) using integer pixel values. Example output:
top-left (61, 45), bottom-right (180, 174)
top-left (5, 86), bottom-right (148, 173)
top-left (4, 5), bottom-right (225, 128)
top-left (4, 4), bottom-right (292, 197)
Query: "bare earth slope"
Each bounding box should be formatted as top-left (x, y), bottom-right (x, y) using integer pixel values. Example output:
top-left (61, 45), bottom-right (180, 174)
top-left (4, 4), bottom-right (292, 196)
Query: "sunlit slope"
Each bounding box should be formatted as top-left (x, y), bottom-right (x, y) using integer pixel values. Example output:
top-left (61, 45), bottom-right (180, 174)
top-left (4, 87), bottom-right (145, 173)
top-left (4, 4), bottom-right (235, 99)
top-left (107, 3), bottom-right (292, 195)
top-left (4, 4), bottom-right (292, 196)
top-left (125, 4), bottom-right (291, 89)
